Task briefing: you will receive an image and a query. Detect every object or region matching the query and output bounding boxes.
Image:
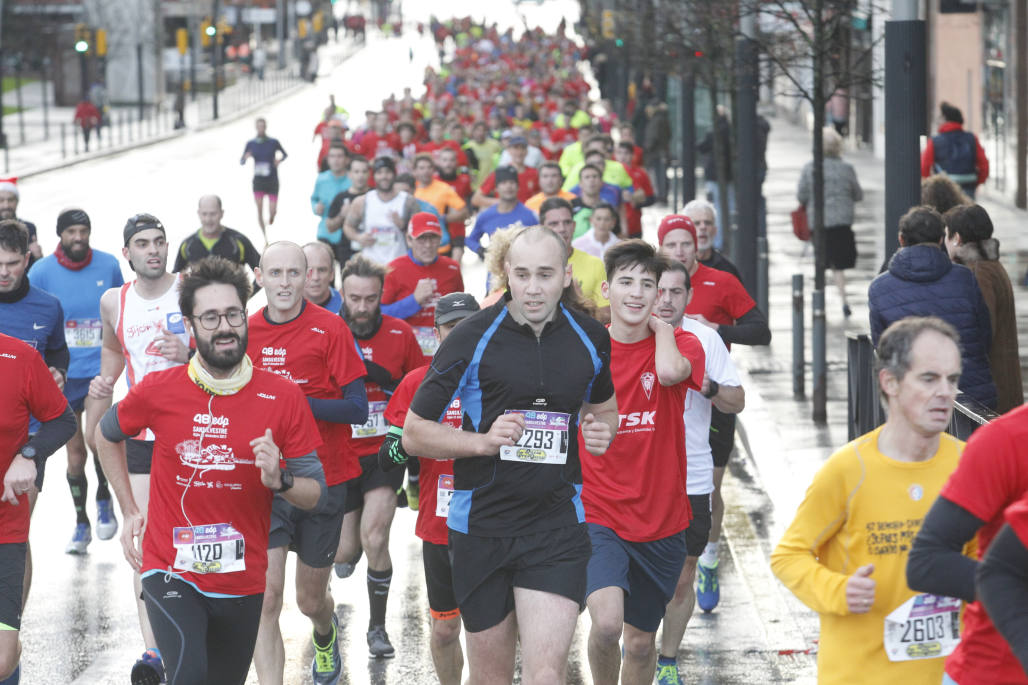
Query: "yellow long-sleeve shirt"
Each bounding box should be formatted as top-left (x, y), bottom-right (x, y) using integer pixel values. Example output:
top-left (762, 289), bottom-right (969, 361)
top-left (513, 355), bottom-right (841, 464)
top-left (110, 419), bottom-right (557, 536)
top-left (771, 426), bottom-right (965, 684)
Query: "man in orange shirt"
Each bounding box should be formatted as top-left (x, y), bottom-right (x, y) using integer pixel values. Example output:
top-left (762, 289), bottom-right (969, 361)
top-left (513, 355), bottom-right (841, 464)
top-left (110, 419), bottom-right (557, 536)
top-left (412, 154), bottom-right (468, 262)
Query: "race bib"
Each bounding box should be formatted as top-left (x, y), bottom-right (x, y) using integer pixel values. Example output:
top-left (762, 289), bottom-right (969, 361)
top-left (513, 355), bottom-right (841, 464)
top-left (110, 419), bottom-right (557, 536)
top-left (414, 326), bottom-right (440, 357)
top-left (172, 523), bottom-right (245, 575)
top-left (499, 410), bottom-right (570, 465)
top-left (65, 318), bottom-right (102, 348)
top-left (436, 474), bottom-right (454, 517)
top-left (372, 226), bottom-right (398, 249)
top-left (254, 161), bottom-right (272, 177)
top-left (352, 400), bottom-right (388, 438)
top-left (883, 593), bottom-right (961, 662)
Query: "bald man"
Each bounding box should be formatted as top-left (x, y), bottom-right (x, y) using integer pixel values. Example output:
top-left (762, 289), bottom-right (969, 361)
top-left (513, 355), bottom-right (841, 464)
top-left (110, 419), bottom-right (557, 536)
top-left (173, 195), bottom-right (262, 276)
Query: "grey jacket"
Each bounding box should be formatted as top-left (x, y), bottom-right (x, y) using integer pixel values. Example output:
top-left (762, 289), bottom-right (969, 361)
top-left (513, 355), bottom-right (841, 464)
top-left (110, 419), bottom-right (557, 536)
top-left (797, 156), bottom-right (863, 228)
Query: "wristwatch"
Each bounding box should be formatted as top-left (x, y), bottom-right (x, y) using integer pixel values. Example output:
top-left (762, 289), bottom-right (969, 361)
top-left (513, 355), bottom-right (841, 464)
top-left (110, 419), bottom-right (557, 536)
top-left (19, 445), bottom-right (37, 461)
top-left (703, 379), bottom-right (720, 400)
top-left (276, 469), bottom-right (294, 493)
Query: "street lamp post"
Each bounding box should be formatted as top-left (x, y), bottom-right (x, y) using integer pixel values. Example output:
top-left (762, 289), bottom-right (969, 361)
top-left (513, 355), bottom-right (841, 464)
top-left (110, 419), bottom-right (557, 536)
top-left (210, 0), bottom-right (220, 120)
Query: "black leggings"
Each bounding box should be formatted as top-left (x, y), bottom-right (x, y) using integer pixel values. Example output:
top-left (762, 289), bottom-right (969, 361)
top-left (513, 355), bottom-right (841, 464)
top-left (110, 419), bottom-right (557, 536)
top-left (141, 574), bottom-right (263, 685)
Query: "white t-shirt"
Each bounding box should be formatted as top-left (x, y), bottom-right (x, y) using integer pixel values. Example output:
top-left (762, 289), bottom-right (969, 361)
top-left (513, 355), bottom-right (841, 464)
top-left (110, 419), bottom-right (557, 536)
top-left (572, 228), bottom-right (619, 259)
top-left (680, 317), bottom-right (742, 495)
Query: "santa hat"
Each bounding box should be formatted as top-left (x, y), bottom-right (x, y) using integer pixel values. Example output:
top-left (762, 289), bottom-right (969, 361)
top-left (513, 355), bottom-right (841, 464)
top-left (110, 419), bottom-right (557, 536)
top-left (0, 177), bottom-right (18, 197)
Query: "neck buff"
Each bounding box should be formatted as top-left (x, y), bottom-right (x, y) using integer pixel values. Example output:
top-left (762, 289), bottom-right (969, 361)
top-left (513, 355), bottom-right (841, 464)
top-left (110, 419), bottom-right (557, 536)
top-left (0, 273), bottom-right (29, 304)
top-left (187, 353), bottom-right (253, 396)
top-left (55, 243), bottom-right (93, 270)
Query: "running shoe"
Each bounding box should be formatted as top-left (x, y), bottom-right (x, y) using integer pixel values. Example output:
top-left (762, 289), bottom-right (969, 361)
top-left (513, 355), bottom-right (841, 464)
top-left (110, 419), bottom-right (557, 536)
top-left (406, 480), bottom-right (420, 512)
top-left (656, 661), bottom-right (683, 685)
top-left (334, 547), bottom-right (363, 579)
top-left (696, 559), bottom-right (720, 612)
top-left (130, 649), bottom-right (166, 685)
top-left (96, 499), bottom-right (118, 540)
top-left (65, 522), bottom-right (92, 554)
top-left (311, 614), bottom-right (341, 684)
top-left (0, 663), bottom-right (19, 685)
top-left (367, 624), bottom-right (395, 659)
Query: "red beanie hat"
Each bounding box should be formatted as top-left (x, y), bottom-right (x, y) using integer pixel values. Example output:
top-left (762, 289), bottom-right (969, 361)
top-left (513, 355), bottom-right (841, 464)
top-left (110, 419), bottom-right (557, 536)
top-left (657, 215), bottom-right (697, 246)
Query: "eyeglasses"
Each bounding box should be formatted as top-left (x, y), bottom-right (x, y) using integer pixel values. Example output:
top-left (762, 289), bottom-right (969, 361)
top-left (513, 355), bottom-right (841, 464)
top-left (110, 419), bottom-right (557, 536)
top-left (192, 308), bottom-right (246, 330)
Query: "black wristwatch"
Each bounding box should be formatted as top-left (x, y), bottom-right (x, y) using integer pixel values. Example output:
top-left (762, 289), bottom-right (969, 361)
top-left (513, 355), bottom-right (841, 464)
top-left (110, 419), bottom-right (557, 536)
top-left (276, 469), bottom-right (294, 493)
top-left (703, 379), bottom-right (720, 399)
top-left (18, 445), bottom-right (37, 461)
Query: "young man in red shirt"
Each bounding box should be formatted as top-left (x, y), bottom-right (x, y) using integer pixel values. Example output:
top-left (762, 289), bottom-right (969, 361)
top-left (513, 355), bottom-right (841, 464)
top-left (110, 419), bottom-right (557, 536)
top-left (582, 239), bottom-right (704, 685)
top-left (470, 136), bottom-right (540, 209)
top-left (657, 215), bottom-right (770, 613)
top-left (615, 142), bottom-right (655, 239)
top-left (378, 292), bottom-right (480, 685)
top-left (95, 257), bottom-right (325, 685)
top-left (381, 213), bottom-right (464, 361)
top-left (335, 254), bottom-right (424, 659)
top-left (248, 242), bottom-right (368, 685)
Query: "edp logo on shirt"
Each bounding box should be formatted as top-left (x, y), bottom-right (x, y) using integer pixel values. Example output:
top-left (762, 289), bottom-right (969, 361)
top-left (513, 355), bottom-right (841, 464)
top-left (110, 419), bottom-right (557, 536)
top-left (166, 312), bottom-right (186, 334)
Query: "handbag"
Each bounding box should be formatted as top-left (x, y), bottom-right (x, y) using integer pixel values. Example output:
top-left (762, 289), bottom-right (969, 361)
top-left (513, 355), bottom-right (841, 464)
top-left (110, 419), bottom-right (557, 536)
top-left (791, 205), bottom-right (811, 241)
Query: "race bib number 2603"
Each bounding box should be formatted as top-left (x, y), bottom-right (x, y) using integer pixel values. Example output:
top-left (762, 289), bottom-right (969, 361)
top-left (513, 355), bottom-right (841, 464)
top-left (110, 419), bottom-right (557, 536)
top-left (883, 593), bottom-right (961, 662)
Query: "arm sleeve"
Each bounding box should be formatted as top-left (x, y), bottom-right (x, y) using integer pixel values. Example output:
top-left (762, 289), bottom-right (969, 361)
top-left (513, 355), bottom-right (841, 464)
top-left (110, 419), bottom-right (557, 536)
top-left (381, 294), bottom-right (422, 320)
top-left (718, 306), bottom-right (771, 346)
top-left (976, 524), bottom-right (1028, 675)
top-left (173, 242), bottom-right (188, 273)
top-left (410, 334), bottom-right (473, 424)
top-left (25, 405), bottom-right (76, 464)
top-left (100, 403), bottom-right (133, 442)
top-left (906, 495), bottom-right (983, 603)
top-left (307, 378), bottom-right (368, 424)
top-left (587, 328), bottom-right (615, 404)
top-left (770, 457), bottom-right (853, 616)
top-left (44, 340), bottom-right (70, 374)
top-left (242, 236), bottom-right (262, 271)
top-left (465, 216), bottom-right (485, 255)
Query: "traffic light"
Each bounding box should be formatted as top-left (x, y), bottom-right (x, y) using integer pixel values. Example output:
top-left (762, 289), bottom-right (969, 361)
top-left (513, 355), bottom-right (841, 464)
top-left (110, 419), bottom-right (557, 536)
top-left (298, 18), bottom-right (309, 39)
top-left (74, 23), bottom-right (90, 54)
top-left (201, 18), bottom-right (213, 47)
top-left (313, 11), bottom-right (324, 33)
top-left (95, 29), bottom-right (107, 57)
top-left (176, 27), bottom-right (188, 55)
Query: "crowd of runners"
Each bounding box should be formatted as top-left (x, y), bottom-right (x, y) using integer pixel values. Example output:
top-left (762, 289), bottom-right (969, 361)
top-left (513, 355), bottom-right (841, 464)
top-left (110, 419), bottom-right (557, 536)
top-left (1, 12), bottom-right (1027, 685)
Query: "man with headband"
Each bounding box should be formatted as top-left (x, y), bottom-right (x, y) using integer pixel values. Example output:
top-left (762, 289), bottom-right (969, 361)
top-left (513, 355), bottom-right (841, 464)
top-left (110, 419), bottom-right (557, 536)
top-left (84, 213), bottom-right (191, 685)
top-left (29, 208), bottom-right (124, 556)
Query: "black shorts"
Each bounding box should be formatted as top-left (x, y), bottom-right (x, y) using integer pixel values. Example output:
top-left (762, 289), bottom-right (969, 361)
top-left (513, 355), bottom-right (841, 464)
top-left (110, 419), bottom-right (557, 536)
top-left (0, 543), bottom-right (26, 631)
top-left (684, 494), bottom-right (713, 557)
top-left (710, 409), bottom-right (737, 468)
top-left (423, 540), bottom-right (459, 620)
top-left (141, 574), bottom-right (263, 685)
top-left (269, 482), bottom-right (347, 568)
top-left (63, 376), bottom-right (91, 413)
top-left (252, 175), bottom-right (280, 195)
top-left (449, 523), bottom-right (591, 633)
top-left (585, 523), bottom-right (687, 632)
top-left (344, 453), bottom-right (404, 514)
top-left (824, 225), bottom-right (857, 270)
top-left (127, 439), bottom-right (154, 475)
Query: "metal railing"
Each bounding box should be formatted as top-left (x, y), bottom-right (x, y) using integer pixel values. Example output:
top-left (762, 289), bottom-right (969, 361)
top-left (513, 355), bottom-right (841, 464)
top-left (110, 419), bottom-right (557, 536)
top-left (846, 332), bottom-right (999, 442)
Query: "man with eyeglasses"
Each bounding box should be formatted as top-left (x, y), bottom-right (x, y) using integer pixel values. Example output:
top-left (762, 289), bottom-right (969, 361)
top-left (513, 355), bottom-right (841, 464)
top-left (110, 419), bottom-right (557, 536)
top-left (83, 213), bottom-right (191, 685)
top-left (96, 256), bottom-right (326, 685)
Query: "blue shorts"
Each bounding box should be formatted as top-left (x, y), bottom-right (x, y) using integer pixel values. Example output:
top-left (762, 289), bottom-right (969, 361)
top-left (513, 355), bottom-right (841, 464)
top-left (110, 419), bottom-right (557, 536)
top-left (63, 376), bottom-right (92, 413)
top-left (586, 523), bottom-right (687, 632)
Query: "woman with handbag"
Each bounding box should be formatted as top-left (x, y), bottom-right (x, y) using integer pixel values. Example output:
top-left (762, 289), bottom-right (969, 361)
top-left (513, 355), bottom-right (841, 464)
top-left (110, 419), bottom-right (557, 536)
top-left (797, 127), bottom-right (863, 317)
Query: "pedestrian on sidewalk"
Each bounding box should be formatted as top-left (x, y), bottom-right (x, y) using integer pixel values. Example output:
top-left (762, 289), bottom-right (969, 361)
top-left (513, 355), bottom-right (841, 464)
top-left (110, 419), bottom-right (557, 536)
top-left (921, 102), bottom-right (989, 200)
top-left (697, 105), bottom-right (734, 250)
top-left (797, 127), bottom-right (863, 318)
top-left (73, 99), bottom-right (101, 152)
top-left (921, 173), bottom-right (970, 215)
top-left (773, 316), bottom-right (967, 684)
top-left (941, 204), bottom-right (1022, 413)
top-left (644, 101), bottom-right (671, 205)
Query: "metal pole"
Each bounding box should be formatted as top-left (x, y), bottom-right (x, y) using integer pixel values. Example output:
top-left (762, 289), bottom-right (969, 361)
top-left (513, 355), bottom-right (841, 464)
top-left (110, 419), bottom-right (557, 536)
top-left (14, 56), bottom-right (24, 145)
top-left (41, 57), bottom-right (50, 140)
top-left (757, 236), bottom-right (768, 317)
top-left (61, 123), bottom-right (67, 158)
top-left (792, 274), bottom-right (805, 398)
top-left (0, 0), bottom-right (6, 150)
top-left (1016, 0), bottom-right (1027, 209)
top-left (734, 8), bottom-right (759, 298)
top-left (212, 0), bottom-right (221, 120)
top-left (679, 69), bottom-right (696, 204)
top-left (812, 288), bottom-right (826, 422)
top-left (136, 42), bottom-right (145, 121)
top-left (277, 0), bottom-right (287, 70)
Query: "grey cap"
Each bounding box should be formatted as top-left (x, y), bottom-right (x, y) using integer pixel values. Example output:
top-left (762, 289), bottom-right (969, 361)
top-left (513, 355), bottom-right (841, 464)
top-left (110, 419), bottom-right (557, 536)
top-left (434, 292), bottom-right (480, 325)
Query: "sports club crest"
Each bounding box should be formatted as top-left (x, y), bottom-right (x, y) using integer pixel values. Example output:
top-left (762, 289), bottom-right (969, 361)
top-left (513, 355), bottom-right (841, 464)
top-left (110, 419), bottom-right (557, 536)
top-left (640, 372), bottom-right (655, 400)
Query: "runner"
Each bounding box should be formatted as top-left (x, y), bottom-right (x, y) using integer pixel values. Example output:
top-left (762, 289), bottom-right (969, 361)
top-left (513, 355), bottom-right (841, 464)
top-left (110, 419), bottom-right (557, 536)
top-left (976, 491), bottom-right (1028, 676)
top-left (173, 195), bottom-right (262, 288)
top-left (539, 197), bottom-right (610, 321)
top-left (248, 242), bottom-right (368, 685)
top-left (378, 292), bottom-right (481, 685)
top-left (657, 214), bottom-right (771, 612)
top-left (412, 154), bottom-right (468, 260)
top-left (572, 203), bottom-right (620, 259)
top-left (434, 147), bottom-right (473, 262)
top-left (28, 208), bottom-right (124, 555)
top-left (653, 260), bottom-right (746, 685)
top-left (342, 157), bottom-right (419, 267)
top-left (381, 213), bottom-right (464, 361)
top-left (95, 257), bottom-right (325, 685)
top-left (82, 213), bottom-right (191, 685)
top-left (772, 317), bottom-right (966, 684)
top-left (465, 166), bottom-right (538, 259)
top-left (581, 240), bottom-right (704, 685)
top-left (525, 162), bottom-right (576, 215)
top-left (0, 332), bottom-right (76, 685)
top-left (462, 121), bottom-right (502, 190)
top-left (302, 242), bottom-right (343, 314)
top-left (240, 117), bottom-right (288, 235)
top-left (324, 155), bottom-right (371, 267)
top-left (470, 136), bottom-right (539, 209)
top-left (0, 179), bottom-right (41, 265)
top-left (402, 225), bottom-right (618, 684)
top-left (683, 199), bottom-right (741, 280)
top-left (311, 143), bottom-right (352, 263)
top-left (571, 164), bottom-right (618, 239)
top-left (615, 142), bottom-right (655, 240)
top-left (335, 255), bottom-right (423, 658)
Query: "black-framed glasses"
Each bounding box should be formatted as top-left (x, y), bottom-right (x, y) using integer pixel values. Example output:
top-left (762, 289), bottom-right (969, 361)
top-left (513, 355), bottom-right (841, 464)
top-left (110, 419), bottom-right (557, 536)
top-left (192, 309), bottom-right (246, 330)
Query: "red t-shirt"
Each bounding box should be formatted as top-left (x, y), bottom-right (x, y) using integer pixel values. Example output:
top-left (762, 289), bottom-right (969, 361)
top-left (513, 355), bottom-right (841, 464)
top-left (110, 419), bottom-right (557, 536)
top-left (417, 140), bottom-right (470, 168)
top-left (686, 263), bottom-right (756, 345)
top-left (479, 167), bottom-right (541, 204)
top-left (348, 315), bottom-right (424, 458)
top-left (116, 366), bottom-right (322, 596)
top-left (382, 255), bottom-right (464, 352)
top-left (0, 334), bottom-right (68, 544)
top-left (246, 303), bottom-right (367, 486)
top-left (624, 165), bottom-right (654, 238)
top-left (938, 403), bottom-right (1028, 685)
top-left (385, 365), bottom-right (462, 545)
top-left (356, 131), bottom-right (400, 159)
top-left (1006, 492), bottom-right (1028, 549)
top-left (580, 328), bottom-right (704, 542)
